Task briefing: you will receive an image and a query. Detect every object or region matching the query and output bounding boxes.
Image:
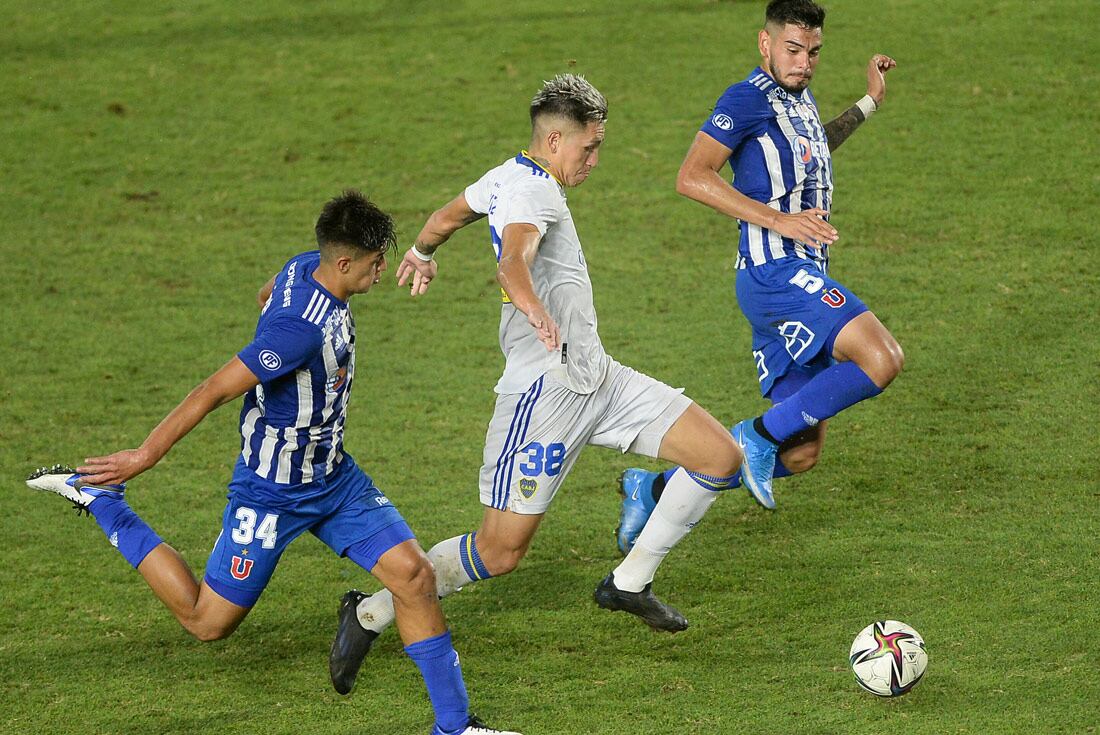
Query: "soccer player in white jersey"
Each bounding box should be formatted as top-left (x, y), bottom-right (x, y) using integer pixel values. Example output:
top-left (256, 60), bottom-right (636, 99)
top-left (328, 74), bottom-right (745, 693)
top-left (616, 0), bottom-right (903, 553)
top-left (25, 192), bottom-right (519, 735)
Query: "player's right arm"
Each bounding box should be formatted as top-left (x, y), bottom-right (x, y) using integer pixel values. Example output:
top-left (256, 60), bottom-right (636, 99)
top-left (677, 132), bottom-right (837, 249)
top-left (77, 357), bottom-right (261, 485)
top-left (396, 193), bottom-right (485, 296)
top-left (496, 222), bottom-right (559, 351)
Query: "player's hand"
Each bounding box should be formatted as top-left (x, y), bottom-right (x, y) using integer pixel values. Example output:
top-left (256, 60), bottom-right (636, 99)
top-left (395, 247), bottom-right (438, 296)
top-left (527, 305), bottom-right (560, 351)
top-left (770, 208), bottom-right (838, 251)
top-left (866, 54), bottom-right (896, 107)
top-left (77, 448), bottom-right (155, 486)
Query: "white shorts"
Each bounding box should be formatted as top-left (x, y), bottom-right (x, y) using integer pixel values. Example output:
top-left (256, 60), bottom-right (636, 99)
top-left (478, 359), bottom-right (692, 514)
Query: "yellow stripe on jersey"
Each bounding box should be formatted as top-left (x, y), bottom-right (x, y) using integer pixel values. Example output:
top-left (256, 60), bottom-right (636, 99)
top-left (519, 150), bottom-right (561, 185)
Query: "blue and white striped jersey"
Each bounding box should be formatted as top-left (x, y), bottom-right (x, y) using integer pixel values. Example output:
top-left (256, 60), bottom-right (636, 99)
top-left (236, 251), bottom-right (355, 489)
top-left (700, 67), bottom-right (834, 270)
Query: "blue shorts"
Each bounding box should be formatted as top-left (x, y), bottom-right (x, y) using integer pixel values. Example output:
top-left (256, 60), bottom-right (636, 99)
top-left (203, 455), bottom-right (414, 608)
top-left (735, 257), bottom-right (868, 399)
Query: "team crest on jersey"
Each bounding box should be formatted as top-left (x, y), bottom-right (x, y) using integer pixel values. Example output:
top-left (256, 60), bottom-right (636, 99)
top-left (794, 136), bottom-right (813, 164)
top-left (518, 478), bottom-right (538, 500)
top-left (326, 366), bottom-right (348, 394)
top-left (230, 556), bottom-right (254, 580)
top-left (778, 320), bottom-right (816, 360)
top-left (711, 113), bottom-right (733, 130)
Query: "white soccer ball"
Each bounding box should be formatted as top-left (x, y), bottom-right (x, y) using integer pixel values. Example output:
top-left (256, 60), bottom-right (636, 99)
top-left (849, 620), bottom-right (927, 697)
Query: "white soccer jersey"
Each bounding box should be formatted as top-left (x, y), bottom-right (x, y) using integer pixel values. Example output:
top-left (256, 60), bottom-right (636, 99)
top-left (464, 152), bottom-right (609, 395)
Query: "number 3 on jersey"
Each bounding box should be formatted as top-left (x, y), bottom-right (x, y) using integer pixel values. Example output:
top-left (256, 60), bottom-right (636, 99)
top-left (519, 442), bottom-right (566, 477)
top-left (231, 507), bottom-right (279, 549)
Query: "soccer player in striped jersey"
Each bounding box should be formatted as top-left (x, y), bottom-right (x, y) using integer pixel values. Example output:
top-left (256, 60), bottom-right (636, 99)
top-left (25, 192), bottom-right (519, 735)
top-left (616, 0), bottom-right (903, 551)
top-left (329, 74), bottom-right (745, 695)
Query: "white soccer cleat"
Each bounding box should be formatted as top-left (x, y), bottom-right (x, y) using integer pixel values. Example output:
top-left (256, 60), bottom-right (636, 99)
top-left (26, 464), bottom-right (125, 515)
top-left (432, 717), bottom-right (522, 735)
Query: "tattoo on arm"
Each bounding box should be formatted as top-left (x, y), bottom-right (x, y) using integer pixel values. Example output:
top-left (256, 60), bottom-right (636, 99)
top-left (824, 105), bottom-right (867, 152)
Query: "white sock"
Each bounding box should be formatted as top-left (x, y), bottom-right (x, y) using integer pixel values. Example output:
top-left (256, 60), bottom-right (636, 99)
top-left (356, 533), bottom-right (484, 633)
top-left (611, 468), bottom-right (720, 592)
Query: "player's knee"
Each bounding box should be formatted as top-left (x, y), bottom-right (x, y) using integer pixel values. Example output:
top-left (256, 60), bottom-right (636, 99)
top-left (698, 433), bottom-right (742, 478)
top-left (385, 549), bottom-right (438, 600)
top-left (860, 336), bottom-right (904, 388)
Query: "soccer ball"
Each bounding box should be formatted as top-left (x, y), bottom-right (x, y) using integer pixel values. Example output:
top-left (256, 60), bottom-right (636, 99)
top-left (849, 620), bottom-right (927, 697)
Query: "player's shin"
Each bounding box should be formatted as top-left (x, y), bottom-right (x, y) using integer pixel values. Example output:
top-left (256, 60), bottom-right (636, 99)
top-left (354, 533), bottom-right (491, 634)
top-left (761, 361), bottom-right (881, 443)
top-left (611, 468), bottom-right (728, 592)
top-left (404, 629), bottom-right (470, 734)
top-left (87, 496), bottom-right (163, 568)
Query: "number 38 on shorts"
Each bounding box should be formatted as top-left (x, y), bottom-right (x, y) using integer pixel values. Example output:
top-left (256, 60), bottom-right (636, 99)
top-left (518, 442), bottom-right (567, 477)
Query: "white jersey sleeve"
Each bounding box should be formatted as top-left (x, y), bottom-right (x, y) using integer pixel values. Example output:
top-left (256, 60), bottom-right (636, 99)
top-left (463, 171), bottom-right (494, 215)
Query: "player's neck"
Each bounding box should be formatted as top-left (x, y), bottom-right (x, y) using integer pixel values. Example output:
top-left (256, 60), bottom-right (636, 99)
top-left (311, 262), bottom-right (352, 303)
top-left (524, 146), bottom-right (562, 183)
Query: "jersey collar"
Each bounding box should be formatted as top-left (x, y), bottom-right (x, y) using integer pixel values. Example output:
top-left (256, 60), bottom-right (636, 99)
top-left (516, 150), bottom-right (564, 187)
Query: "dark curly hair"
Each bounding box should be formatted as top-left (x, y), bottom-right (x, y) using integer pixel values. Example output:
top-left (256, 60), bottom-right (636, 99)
top-left (315, 190), bottom-right (398, 255)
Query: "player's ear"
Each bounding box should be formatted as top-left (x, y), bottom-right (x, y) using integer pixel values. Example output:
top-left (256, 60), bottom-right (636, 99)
top-left (547, 129), bottom-right (561, 154)
top-left (758, 28), bottom-right (770, 57)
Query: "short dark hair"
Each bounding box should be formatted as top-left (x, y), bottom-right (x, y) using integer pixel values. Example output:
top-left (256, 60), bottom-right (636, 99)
top-left (765, 0), bottom-right (826, 30)
top-left (530, 74), bottom-right (608, 129)
top-left (315, 190), bottom-right (397, 256)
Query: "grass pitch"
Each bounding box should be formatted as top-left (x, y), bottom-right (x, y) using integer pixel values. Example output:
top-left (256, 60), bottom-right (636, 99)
top-left (2, 1), bottom-right (1098, 733)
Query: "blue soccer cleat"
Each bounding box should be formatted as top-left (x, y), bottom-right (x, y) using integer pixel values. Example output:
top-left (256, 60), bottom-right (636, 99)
top-left (731, 420), bottom-right (777, 510)
top-left (25, 464), bottom-right (125, 516)
top-left (615, 468), bottom-right (659, 555)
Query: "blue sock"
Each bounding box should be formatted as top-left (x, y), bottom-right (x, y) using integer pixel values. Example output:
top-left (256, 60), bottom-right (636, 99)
top-left (405, 630), bottom-right (469, 734)
top-left (88, 496), bottom-right (163, 569)
top-left (762, 361), bottom-right (882, 444)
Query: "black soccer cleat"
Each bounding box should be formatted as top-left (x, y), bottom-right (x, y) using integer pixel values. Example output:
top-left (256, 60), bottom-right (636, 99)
top-left (593, 573), bottom-right (688, 633)
top-left (329, 589), bottom-right (378, 695)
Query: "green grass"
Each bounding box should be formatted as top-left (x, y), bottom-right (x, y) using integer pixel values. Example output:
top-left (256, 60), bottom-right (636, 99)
top-left (2, 1), bottom-right (1098, 733)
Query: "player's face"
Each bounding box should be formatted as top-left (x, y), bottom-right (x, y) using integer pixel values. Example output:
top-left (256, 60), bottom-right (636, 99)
top-left (347, 250), bottom-right (387, 294)
top-left (557, 121), bottom-right (605, 187)
top-left (760, 23), bottom-right (822, 93)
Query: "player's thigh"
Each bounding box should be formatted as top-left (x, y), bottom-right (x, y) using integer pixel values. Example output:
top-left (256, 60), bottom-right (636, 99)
top-left (478, 376), bottom-right (591, 515)
top-left (203, 491), bottom-right (312, 609)
top-left (737, 261), bottom-right (868, 396)
top-left (588, 360), bottom-right (692, 457)
top-left (310, 459), bottom-right (416, 571)
top-left (654, 402), bottom-right (741, 478)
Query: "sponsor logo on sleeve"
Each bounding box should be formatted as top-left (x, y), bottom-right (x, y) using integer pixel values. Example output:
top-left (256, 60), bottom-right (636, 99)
top-left (259, 350), bottom-right (282, 371)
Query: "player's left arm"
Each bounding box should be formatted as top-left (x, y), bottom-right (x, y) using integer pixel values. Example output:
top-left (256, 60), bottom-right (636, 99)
top-left (824, 54), bottom-right (896, 152)
top-left (256, 275), bottom-right (276, 308)
top-left (77, 358), bottom-right (260, 485)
